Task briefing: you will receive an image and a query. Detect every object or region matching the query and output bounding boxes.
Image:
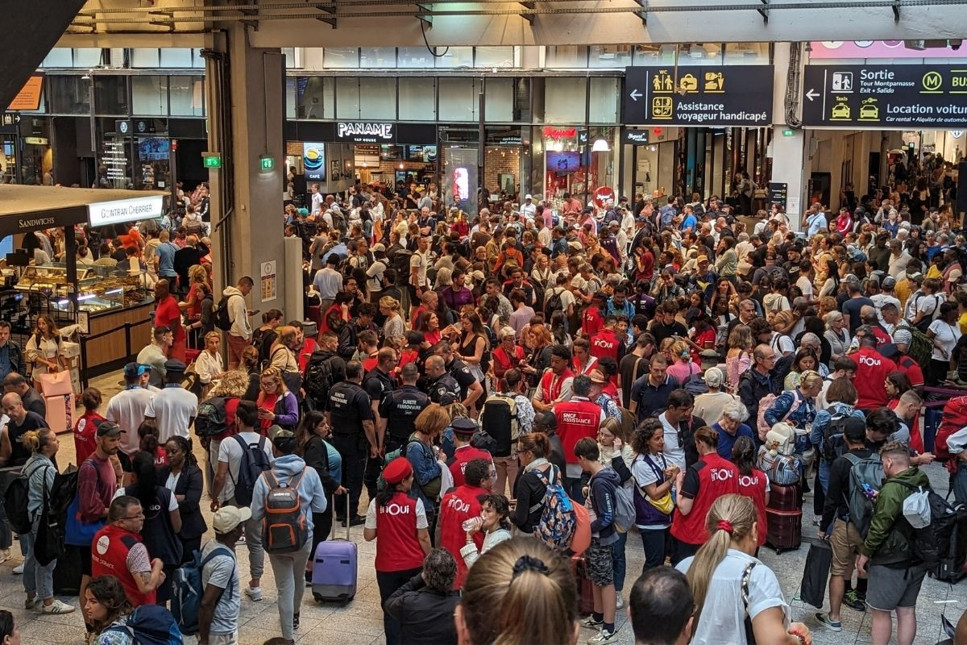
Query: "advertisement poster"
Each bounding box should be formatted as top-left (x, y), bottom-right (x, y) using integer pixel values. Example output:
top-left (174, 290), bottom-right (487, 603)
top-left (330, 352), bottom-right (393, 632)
top-left (303, 143), bottom-right (326, 181)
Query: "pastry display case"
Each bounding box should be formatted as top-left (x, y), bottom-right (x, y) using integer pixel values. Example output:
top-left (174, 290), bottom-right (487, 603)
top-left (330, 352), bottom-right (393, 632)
top-left (16, 265), bottom-right (153, 314)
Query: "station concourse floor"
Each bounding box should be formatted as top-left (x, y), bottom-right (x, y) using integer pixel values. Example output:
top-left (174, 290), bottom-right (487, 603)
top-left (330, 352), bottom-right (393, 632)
top-left (4, 369), bottom-right (962, 644)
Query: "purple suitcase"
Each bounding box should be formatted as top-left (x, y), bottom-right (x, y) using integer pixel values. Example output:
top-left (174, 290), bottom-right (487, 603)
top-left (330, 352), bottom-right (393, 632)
top-left (312, 499), bottom-right (358, 602)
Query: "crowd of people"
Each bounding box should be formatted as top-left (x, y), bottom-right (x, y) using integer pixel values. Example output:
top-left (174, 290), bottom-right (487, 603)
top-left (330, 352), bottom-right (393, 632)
top-left (0, 178), bottom-right (965, 645)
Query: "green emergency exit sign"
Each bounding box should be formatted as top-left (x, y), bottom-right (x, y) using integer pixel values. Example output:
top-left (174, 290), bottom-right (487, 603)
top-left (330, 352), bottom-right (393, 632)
top-left (260, 155), bottom-right (275, 172)
top-left (203, 154), bottom-right (222, 169)
top-left (782, 129), bottom-right (796, 137)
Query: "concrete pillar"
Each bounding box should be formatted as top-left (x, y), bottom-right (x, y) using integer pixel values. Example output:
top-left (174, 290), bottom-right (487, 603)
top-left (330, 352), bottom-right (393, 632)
top-left (207, 25), bottom-right (288, 321)
top-left (770, 43), bottom-right (806, 232)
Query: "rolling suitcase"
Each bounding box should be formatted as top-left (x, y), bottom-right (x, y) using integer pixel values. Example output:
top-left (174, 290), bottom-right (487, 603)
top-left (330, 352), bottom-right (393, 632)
top-left (765, 508), bottom-right (802, 553)
top-left (53, 544), bottom-right (84, 596)
top-left (312, 498), bottom-right (358, 602)
top-left (767, 481), bottom-right (801, 512)
top-left (570, 555), bottom-right (595, 615)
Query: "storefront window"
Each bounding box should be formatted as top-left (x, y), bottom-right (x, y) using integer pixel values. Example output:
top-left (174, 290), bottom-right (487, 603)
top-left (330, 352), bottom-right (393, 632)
top-left (48, 76), bottom-right (91, 115)
top-left (169, 76), bottom-right (204, 116)
top-left (544, 77), bottom-right (586, 123)
top-left (438, 77), bottom-right (476, 122)
top-left (589, 46), bottom-right (632, 69)
top-left (324, 48), bottom-right (359, 69)
top-left (359, 78), bottom-right (396, 120)
top-left (94, 76), bottom-right (127, 115)
top-left (132, 76), bottom-right (168, 116)
top-left (297, 77), bottom-right (334, 120)
top-left (360, 48), bottom-right (397, 68)
top-left (475, 47), bottom-right (515, 68)
top-left (545, 46), bottom-right (588, 69)
top-left (484, 78), bottom-right (514, 122)
top-left (434, 47), bottom-right (474, 69)
top-left (399, 77), bottom-right (436, 121)
top-left (514, 78), bottom-right (532, 123)
top-left (588, 77), bottom-right (619, 124)
top-left (540, 125), bottom-right (582, 203)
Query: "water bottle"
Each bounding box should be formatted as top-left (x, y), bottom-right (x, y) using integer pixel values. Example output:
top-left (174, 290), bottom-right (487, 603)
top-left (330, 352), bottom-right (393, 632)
top-left (462, 516), bottom-right (482, 532)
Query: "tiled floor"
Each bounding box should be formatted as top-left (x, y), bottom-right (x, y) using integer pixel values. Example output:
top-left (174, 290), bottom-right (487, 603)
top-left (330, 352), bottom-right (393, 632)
top-left (8, 372), bottom-right (964, 644)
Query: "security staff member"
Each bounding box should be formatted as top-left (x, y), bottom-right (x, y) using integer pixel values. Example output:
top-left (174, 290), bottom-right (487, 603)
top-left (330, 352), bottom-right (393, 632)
top-left (432, 341), bottom-right (484, 410)
top-left (425, 355), bottom-right (461, 405)
top-left (379, 362), bottom-right (430, 454)
top-left (363, 347), bottom-right (398, 499)
top-left (326, 360), bottom-right (376, 527)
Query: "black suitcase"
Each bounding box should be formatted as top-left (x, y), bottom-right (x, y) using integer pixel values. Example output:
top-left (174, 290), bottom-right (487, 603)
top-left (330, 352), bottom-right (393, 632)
top-left (767, 482), bottom-right (801, 512)
top-left (935, 512), bottom-right (967, 583)
top-left (765, 508), bottom-right (802, 553)
top-left (53, 544), bottom-right (83, 596)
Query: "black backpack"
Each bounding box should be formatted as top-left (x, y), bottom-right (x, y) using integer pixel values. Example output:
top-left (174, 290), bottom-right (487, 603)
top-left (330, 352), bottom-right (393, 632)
top-left (4, 462), bottom-right (49, 535)
top-left (195, 397), bottom-right (229, 438)
top-left (391, 249), bottom-right (413, 286)
top-left (304, 352), bottom-right (336, 407)
top-left (821, 413), bottom-right (850, 463)
top-left (231, 435), bottom-right (271, 507)
top-left (544, 288), bottom-right (564, 320)
top-left (891, 479), bottom-right (967, 571)
top-left (214, 295), bottom-right (233, 332)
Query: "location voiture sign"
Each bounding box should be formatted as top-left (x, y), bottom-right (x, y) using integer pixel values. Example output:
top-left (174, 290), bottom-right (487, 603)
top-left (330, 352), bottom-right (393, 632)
top-left (802, 64), bottom-right (967, 128)
top-left (623, 65), bottom-right (774, 126)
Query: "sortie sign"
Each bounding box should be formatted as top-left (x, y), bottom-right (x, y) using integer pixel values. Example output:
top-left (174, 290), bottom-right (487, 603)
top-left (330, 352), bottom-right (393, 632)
top-left (802, 64), bottom-right (967, 128)
top-left (623, 65), bottom-right (774, 126)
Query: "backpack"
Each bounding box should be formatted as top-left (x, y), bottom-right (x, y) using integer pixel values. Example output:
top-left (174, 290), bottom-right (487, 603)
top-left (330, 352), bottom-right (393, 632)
top-left (896, 324), bottom-right (932, 370)
top-left (933, 395), bottom-right (967, 462)
top-left (683, 373), bottom-right (709, 396)
top-left (105, 604), bottom-right (183, 645)
top-left (303, 351), bottom-right (337, 407)
top-left (214, 294), bottom-right (234, 332)
top-left (821, 413), bottom-right (851, 463)
top-left (194, 397), bottom-right (229, 438)
top-left (532, 468), bottom-right (577, 553)
top-left (480, 393), bottom-right (521, 458)
top-left (892, 479), bottom-right (965, 569)
top-left (4, 462), bottom-right (50, 535)
top-left (756, 390), bottom-right (801, 441)
top-left (261, 470), bottom-right (308, 554)
top-left (391, 249), bottom-right (413, 286)
top-left (543, 288), bottom-right (564, 321)
top-left (231, 435), bottom-right (271, 507)
top-left (613, 485), bottom-right (636, 533)
top-left (914, 294), bottom-right (943, 332)
top-left (845, 453), bottom-right (884, 538)
top-left (171, 546), bottom-right (235, 635)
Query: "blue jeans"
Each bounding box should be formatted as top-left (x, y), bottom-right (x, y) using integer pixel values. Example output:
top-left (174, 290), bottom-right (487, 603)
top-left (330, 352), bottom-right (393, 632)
top-left (611, 531), bottom-right (627, 593)
top-left (818, 459), bottom-right (831, 495)
top-left (954, 461), bottom-right (967, 507)
top-left (21, 525), bottom-right (55, 600)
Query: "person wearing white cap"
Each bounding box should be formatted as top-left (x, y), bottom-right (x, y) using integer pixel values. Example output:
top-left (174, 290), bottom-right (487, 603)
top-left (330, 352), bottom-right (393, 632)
top-left (692, 367), bottom-right (736, 428)
top-left (197, 506), bottom-right (250, 645)
top-left (520, 194), bottom-right (536, 221)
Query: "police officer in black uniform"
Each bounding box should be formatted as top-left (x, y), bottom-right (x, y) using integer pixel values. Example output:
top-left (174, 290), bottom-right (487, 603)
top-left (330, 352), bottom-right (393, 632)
top-left (362, 347), bottom-right (398, 498)
top-left (425, 355), bottom-right (461, 405)
top-left (326, 360), bottom-right (375, 526)
top-left (432, 341), bottom-right (483, 408)
top-left (379, 362), bottom-right (430, 454)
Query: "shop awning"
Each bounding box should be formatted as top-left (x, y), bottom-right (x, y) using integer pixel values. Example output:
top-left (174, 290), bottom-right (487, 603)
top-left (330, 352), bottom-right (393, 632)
top-left (0, 185), bottom-right (166, 238)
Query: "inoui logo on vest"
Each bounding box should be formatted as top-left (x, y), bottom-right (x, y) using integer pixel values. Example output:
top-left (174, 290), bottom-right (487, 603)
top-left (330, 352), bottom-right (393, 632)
top-left (710, 468), bottom-right (735, 482)
top-left (858, 355), bottom-right (884, 367)
top-left (447, 497), bottom-right (471, 513)
top-left (379, 503), bottom-right (412, 516)
top-left (738, 473), bottom-right (761, 488)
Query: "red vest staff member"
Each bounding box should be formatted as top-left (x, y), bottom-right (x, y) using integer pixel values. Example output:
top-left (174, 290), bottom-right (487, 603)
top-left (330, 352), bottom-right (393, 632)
top-left (581, 292), bottom-right (607, 338)
top-left (152, 279), bottom-right (186, 363)
top-left (850, 331), bottom-right (897, 411)
top-left (590, 317), bottom-right (621, 363)
top-left (554, 374), bottom-right (605, 503)
top-left (449, 418), bottom-right (493, 488)
top-left (670, 426), bottom-right (740, 564)
top-left (491, 327), bottom-right (525, 388)
top-left (90, 496), bottom-right (166, 608)
top-left (731, 436), bottom-right (769, 548)
top-left (439, 458), bottom-right (492, 589)
top-left (532, 345), bottom-right (575, 413)
top-left (364, 458), bottom-right (432, 645)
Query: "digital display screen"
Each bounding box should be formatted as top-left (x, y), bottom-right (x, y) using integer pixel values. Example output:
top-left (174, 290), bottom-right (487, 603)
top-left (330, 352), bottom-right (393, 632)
top-left (546, 151), bottom-right (581, 173)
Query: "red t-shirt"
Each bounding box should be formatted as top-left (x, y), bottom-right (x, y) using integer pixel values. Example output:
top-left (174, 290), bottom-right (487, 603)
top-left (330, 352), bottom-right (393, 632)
top-left (852, 348), bottom-right (897, 411)
top-left (154, 296), bottom-right (185, 361)
top-left (896, 355), bottom-right (925, 389)
top-left (449, 445), bottom-right (493, 488)
top-left (258, 393), bottom-right (280, 433)
top-left (74, 411), bottom-right (105, 466)
top-left (581, 306), bottom-right (604, 338)
top-left (439, 484), bottom-right (487, 589)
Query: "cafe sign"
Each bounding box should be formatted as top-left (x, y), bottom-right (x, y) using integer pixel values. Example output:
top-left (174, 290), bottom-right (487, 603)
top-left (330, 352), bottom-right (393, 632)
top-left (88, 195), bottom-right (164, 227)
top-left (335, 122), bottom-right (395, 143)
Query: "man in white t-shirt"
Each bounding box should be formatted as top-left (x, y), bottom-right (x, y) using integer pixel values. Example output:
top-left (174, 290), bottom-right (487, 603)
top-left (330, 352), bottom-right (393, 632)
top-left (212, 401), bottom-right (273, 603)
top-left (409, 236), bottom-right (430, 297)
top-left (106, 363), bottom-right (156, 457)
top-left (309, 184), bottom-right (324, 216)
top-left (143, 360), bottom-right (198, 443)
top-left (520, 195), bottom-right (537, 221)
top-left (198, 506), bottom-right (247, 645)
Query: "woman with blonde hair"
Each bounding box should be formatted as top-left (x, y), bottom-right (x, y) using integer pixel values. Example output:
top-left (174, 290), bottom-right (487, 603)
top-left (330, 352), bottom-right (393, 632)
top-left (379, 296), bottom-right (405, 344)
top-left (456, 537), bottom-right (578, 645)
top-left (666, 339), bottom-right (699, 384)
top-left (725, 324), bottom-right (753, 393)
top-left (256, 366), bottom-right (299, 432)
top-left (194, 331), bottom-right (224, 394)
top-left (24, 314), bottom-right (64, 392)
top-left (676, 494), bottom-right (810, 645)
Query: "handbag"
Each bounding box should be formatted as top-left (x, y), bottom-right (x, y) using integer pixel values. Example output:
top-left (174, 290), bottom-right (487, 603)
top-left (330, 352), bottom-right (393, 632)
top-left (799, 540), bottom-right (833, 608)
top-left (34, 472), bottom-right (65, 566)
top-left (638, 455), bottom-right (674, 515)
top-left (65, 494), bottom-right (105, 547)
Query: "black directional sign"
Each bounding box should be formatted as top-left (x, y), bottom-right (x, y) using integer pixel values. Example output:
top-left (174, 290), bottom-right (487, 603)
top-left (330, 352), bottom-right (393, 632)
top-left (623, 65), bottom-right (774, 126)
top-left (802, 64), bottom-right (967, 129)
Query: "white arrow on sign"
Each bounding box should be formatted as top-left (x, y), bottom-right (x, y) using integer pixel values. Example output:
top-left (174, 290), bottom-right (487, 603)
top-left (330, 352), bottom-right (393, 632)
top-left (629, 89), bottom-right (642, 102)
top-left (806, 89), bottom-right (819, 101)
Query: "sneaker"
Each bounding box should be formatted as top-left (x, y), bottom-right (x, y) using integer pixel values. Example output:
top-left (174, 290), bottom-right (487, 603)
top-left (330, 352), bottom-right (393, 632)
top-left (236, 535), bottom-right (246, 546)
top-left (24, 597), bottom-right (39, 611)
top-left (12, 563), bottom-right (24, 575)
top-left (615, 593), bottom-right (624, 609)
top-left (42, 599), bottom-right (76, 615)
top-left (815, 613), bottom-right (842, 632)
top-left (588, 629), bottom-right (619, 644)
top-left (245, 586), bottom-right (263, 602)
top-left (293, 613), bottom-right (300, 631)
top-left (348, 515), bottom-right (366, 527)
top-left (581, 616), bottom-right (603, 630)
top-left (843, 590), bottom-right (866, 612)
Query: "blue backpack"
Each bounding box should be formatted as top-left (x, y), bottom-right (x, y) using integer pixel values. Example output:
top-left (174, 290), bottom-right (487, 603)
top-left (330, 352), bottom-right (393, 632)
top-left (105, 605), bottom-right (182, 645)
top-left (532, 468), bottom-right (577, 552)
top-left (171, 545), bottom-right (235, 635)
top-left (232, 434), bottom-right (271, 507)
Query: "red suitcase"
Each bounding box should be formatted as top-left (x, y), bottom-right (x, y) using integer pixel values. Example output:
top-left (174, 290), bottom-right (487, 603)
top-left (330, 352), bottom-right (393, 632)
top-left (767, 481), bottom-right (801, 512)
top-left (765, 508), bottom-right (802, 553)
top-left (570, 555), bottom-right (595, 615)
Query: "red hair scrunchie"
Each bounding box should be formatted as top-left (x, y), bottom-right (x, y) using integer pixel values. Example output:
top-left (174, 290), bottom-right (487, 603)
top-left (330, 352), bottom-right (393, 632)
top-left (717, 519), bottom-right (734, 535)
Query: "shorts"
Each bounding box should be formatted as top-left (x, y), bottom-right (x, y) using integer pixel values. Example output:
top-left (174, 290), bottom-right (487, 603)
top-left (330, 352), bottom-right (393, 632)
top-left (80, 544), bottom-right (92, 576)
top-left (829, 519), bottom-right (863, 578)
top-left (866, 564), bottom-right (926, 611)
top-left (587, 537), bottom-right (614, 587)
top-left (203, 632), bottom-right (239, 645)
